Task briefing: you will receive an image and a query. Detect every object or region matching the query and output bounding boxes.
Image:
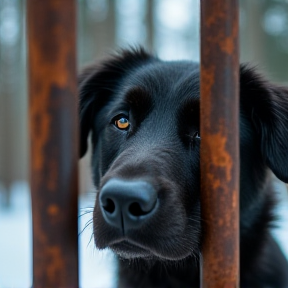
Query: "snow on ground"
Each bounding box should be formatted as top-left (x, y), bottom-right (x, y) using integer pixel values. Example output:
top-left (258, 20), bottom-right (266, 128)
top-left (0, 181), bottom-right (287, 288)
top-left (271, 180), bottom-right (288, 258)
top-left (0, 183), bottom-right (116, 288)
top-left (79, 193), bottom-right (117, 288)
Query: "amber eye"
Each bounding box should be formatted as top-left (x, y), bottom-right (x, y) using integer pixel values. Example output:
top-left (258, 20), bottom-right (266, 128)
top-left (193, 131), bottom-right (200, 139)
top-left (115, 117), bottom-right (130, 130)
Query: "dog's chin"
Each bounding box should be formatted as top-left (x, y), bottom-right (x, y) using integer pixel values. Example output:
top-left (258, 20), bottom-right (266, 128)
top-left (107, 239), bottom-right (193, 261)
top-left (110, 240), bottom-right (153, 259)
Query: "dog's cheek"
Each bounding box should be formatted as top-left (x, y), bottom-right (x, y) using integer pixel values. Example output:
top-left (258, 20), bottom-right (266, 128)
top-left (178, 154), bottom-right (201, 212)
top-left (92, 196), bottom-right (113, 249)
top-left (101, 130), bottom-right (128, 174)
top-left (157, 181), bottom-right (187, 233)
top-left (91, 129), bottom-right (124, 186)
top-left (90, 143), bottom-right (103, 187)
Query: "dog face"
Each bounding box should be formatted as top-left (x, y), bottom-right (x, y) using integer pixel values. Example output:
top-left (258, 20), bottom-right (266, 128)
top-left (79, 49), bottom-right (288, 262)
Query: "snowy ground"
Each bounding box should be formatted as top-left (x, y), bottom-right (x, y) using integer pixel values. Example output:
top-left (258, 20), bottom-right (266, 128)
top-left (0, 181), bottom-right (288, 288)
top-left (0, 183), bottom-right (117, 288)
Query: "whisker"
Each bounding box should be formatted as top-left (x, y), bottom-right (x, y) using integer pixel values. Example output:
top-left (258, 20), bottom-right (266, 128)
top-left (88, 231), bottom-right (95, 247)
top-left (78, 210), bottom-right (93, 218)
top-left (78, 219), bottom-right (93, 237)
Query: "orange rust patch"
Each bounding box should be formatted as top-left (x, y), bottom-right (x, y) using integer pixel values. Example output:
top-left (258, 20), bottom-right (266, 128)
top-left (219, 22), bottom-right (238, 55)
top-left (208, 132), bottom-right (232, 182)
top-left (46, 246), bottom-right (65, 281)
top-left (219, 36), bottom-right (235, 55)
top-left (30, 108), bottom-right (51, 171)
top-left (47, 204), bottom-right (59, 216)
top-left (218, 219), bottom-right (224, 227)
top-left (201, 65), bottom-right (215, 131)
top-left (206, 172), bottom-right (221, 190)
top-left (232, 189), bottom-right (238, 209)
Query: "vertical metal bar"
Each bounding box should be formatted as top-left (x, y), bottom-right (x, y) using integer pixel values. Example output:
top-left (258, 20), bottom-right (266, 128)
top-left (27, 1), bottom-right (78, 287)
top-left (200, 1), bottom-right (239, 288)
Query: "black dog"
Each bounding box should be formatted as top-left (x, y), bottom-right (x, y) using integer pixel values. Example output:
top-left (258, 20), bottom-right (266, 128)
top-left (79, 48), bottom-right (288, 288)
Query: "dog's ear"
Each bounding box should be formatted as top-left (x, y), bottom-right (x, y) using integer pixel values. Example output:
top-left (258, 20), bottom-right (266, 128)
top-left (240, 65), bottom-right (288, 183)
top-left (78, 48), bottom-right (153, 157)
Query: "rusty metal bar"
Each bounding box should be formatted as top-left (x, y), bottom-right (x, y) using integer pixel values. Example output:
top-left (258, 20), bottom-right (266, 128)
top-left (200, 1), bottom-right (239, 287)
top-left (27, 1), bottom-right (78, 287)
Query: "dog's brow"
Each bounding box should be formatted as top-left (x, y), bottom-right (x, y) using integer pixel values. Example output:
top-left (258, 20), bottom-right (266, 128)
top-left (178, 98), bottom-right (200, 124)
top-left (181, 98), bottom-right (199, 113)
top-left (124, 86), bottom-right (152, 108)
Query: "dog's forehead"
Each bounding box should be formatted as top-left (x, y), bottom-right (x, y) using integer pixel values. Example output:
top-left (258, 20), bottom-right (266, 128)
top-left (124, 61), bottom-right (200, 104)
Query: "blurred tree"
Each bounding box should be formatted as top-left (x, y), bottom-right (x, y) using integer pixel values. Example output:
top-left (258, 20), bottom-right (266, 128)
top-left (0, 0), bottom-right (287, 207)
top-left (0, 0), bottom-right (27, 207)
top-left (240, 0), bottom-right (288, 83)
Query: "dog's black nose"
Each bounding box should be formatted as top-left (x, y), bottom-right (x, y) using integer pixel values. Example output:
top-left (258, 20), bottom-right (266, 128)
top-left (99, 179), bottom-right (158, 232)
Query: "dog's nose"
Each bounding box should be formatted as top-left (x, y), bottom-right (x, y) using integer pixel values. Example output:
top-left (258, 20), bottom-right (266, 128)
top-left (99, 179), bottom-right (158, 232)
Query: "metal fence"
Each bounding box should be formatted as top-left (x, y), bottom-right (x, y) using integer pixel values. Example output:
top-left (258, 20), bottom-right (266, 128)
top-left (200, 1), bottom-right (239, 287)
top-left (27, 1), bottom-right (79, 286)
top-left (27, 0), bottom-right (239, 287)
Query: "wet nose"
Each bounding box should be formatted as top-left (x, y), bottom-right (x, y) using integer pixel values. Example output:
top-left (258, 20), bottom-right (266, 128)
top-left (99, 179), bottom-right (158, 232)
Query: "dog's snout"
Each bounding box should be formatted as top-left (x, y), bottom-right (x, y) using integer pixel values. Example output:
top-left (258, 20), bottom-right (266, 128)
top-left (99, 179), bottom-right (158, 232)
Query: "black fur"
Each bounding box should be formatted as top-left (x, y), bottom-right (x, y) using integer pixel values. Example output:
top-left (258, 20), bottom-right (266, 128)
top-left (79, 48), bottom-right (288, 288)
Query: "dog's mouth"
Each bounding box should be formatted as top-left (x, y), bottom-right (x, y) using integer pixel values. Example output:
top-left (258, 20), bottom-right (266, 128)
top-left (109, 239), bottom-right (153, 259)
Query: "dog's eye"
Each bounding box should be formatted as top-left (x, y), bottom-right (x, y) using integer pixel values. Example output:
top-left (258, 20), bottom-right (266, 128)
top-left (193, 132), bottom-right (200, 139)
top-left (189, 131), bottom-right (200, 148)
top-left (114, 117), bottom-right (130, 130)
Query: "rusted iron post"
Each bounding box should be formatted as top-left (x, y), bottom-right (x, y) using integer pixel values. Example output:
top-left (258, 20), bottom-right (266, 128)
top-left (200, 1), bottom-right (239, 288)
top-left (27, 1), bottom-right (78, 287)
